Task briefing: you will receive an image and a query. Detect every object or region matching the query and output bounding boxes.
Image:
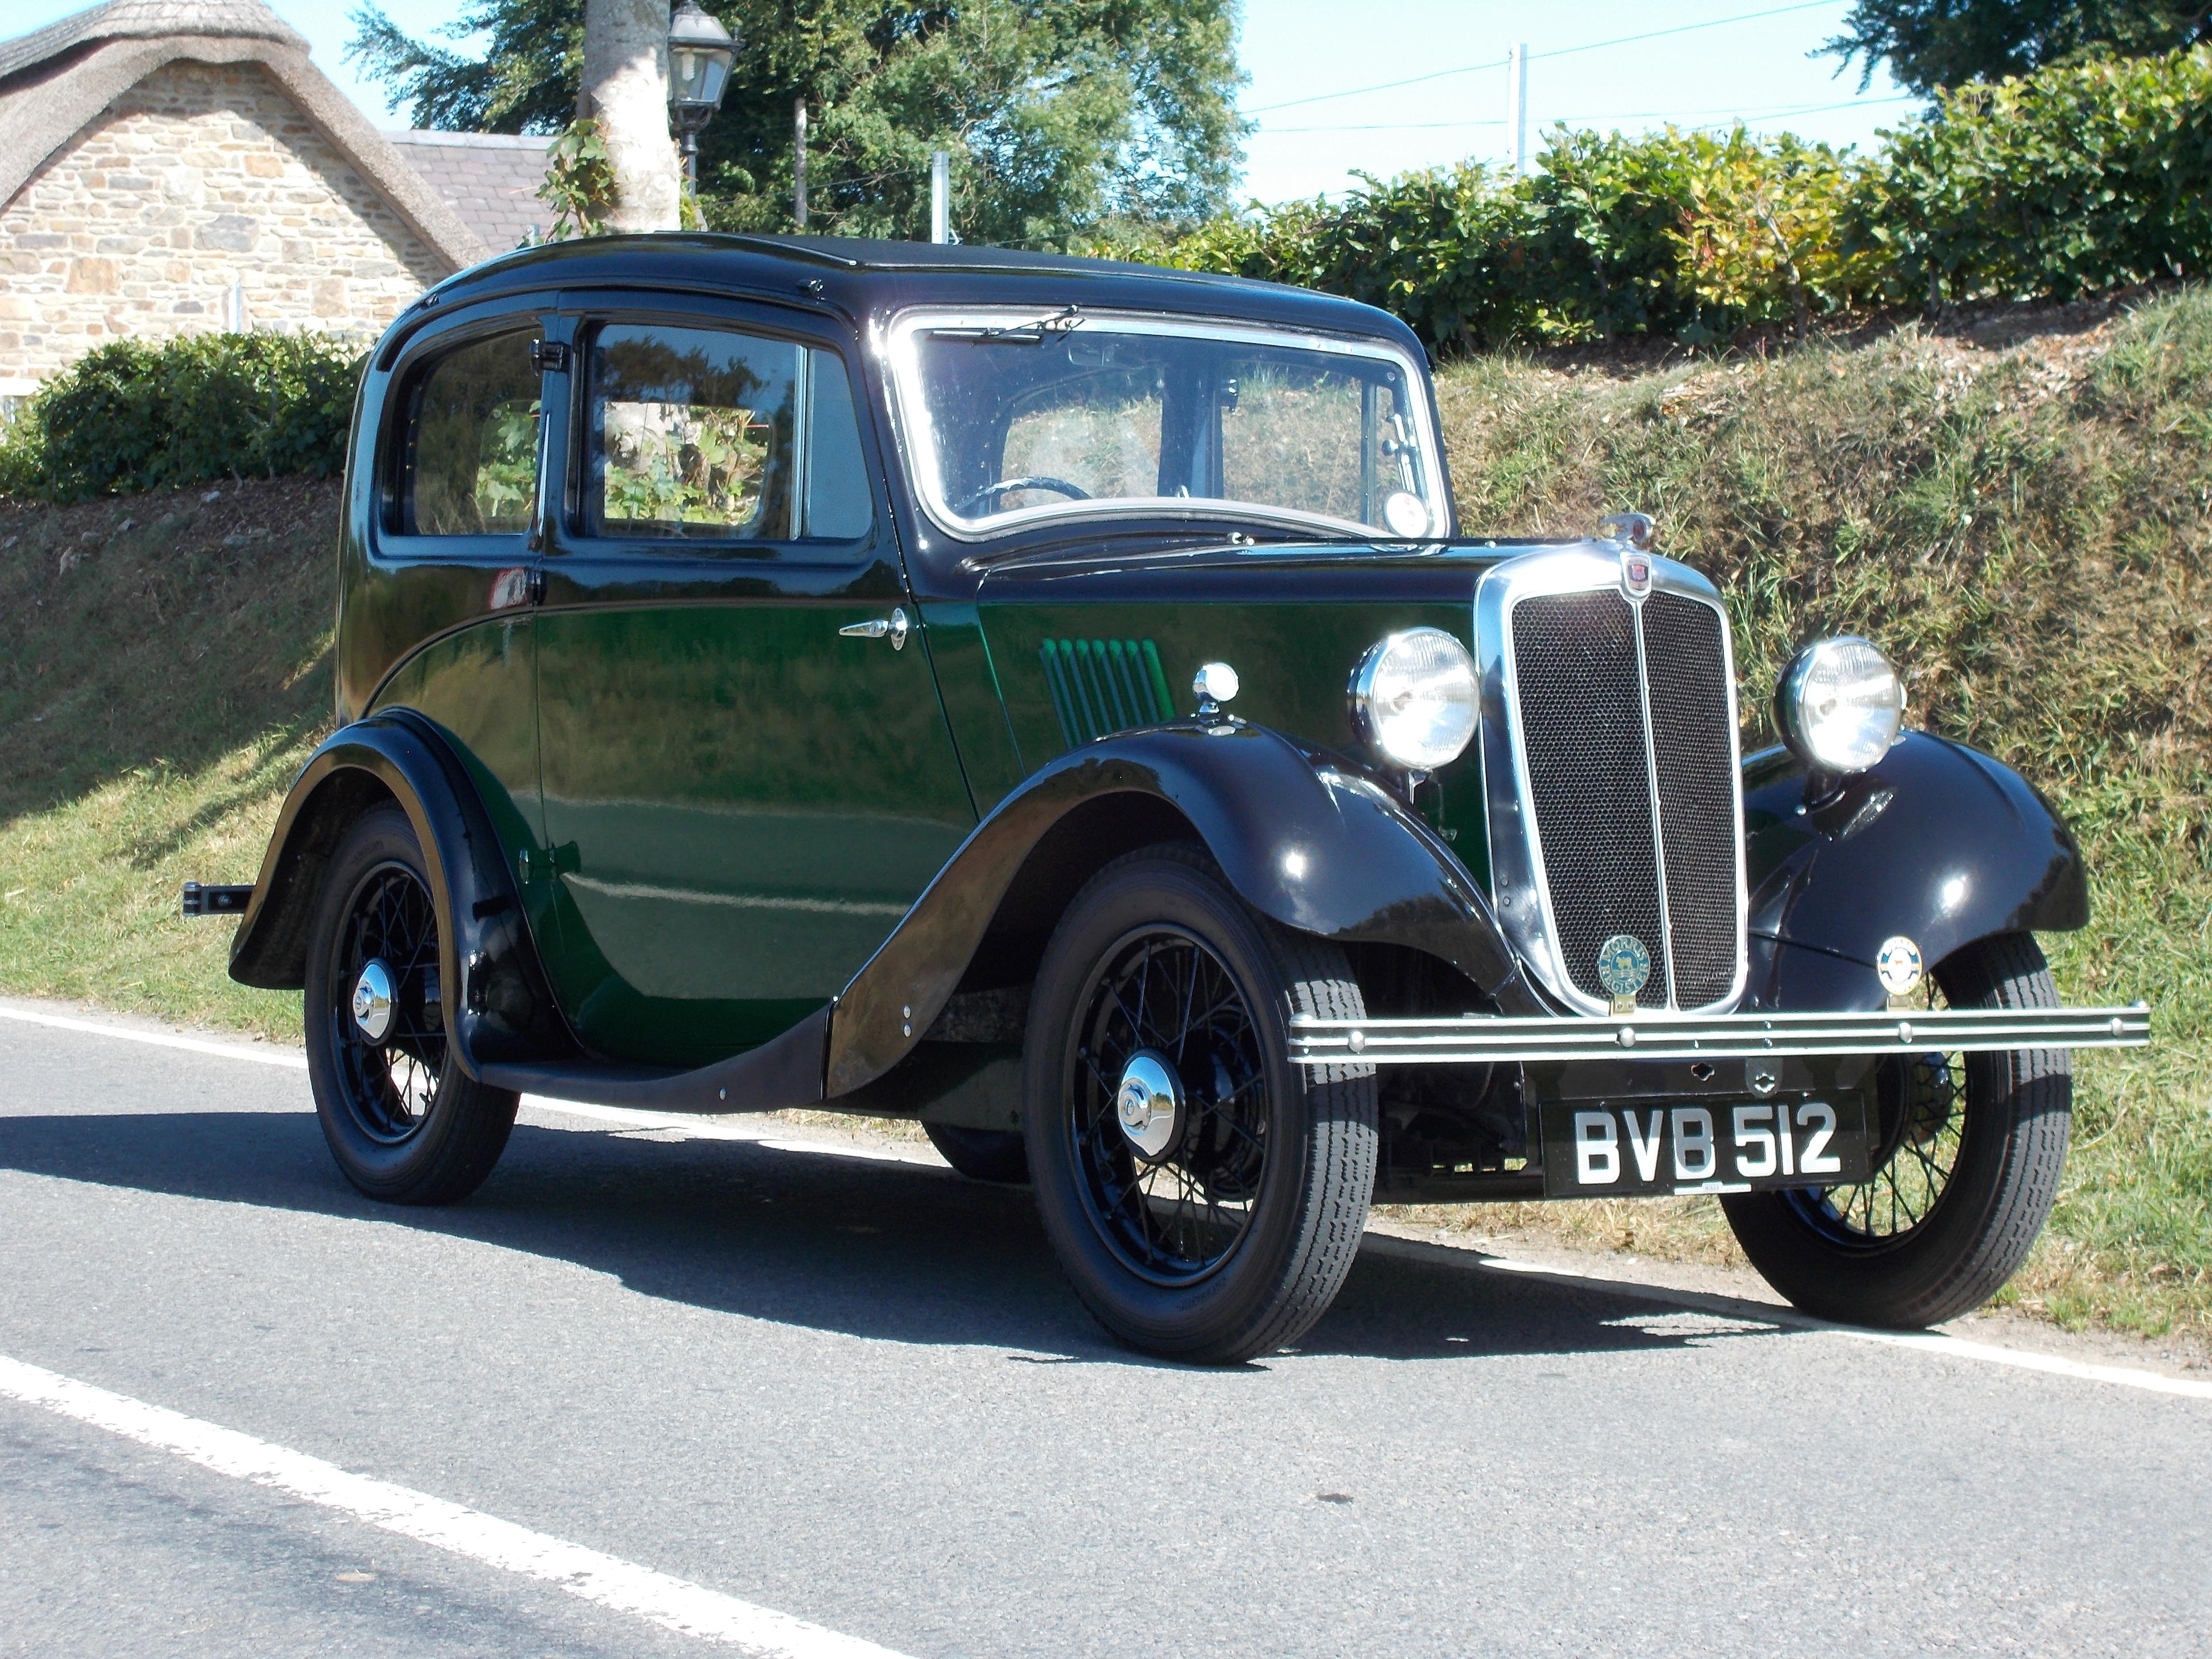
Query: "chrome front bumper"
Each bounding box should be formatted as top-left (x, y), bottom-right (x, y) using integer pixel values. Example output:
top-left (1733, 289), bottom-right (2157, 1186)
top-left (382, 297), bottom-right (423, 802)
top-left (1287, 1004), bottom-right (2152, 1066)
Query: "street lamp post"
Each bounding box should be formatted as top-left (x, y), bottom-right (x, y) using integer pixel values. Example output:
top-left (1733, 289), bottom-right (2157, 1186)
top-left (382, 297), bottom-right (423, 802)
top-left (666, 0), bottom-right (738, 190)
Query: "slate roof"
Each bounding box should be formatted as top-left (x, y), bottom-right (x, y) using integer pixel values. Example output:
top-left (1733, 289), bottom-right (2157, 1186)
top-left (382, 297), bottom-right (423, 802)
top-left (382, 131), bottom-right (554, 255)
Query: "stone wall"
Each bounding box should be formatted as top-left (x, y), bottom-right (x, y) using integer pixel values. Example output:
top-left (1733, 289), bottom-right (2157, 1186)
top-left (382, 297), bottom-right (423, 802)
top-left (0, 59), bottom-right (453, 389)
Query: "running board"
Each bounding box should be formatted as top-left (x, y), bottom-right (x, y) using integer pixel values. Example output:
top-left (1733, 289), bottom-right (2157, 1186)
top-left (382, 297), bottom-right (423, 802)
top-left (1287, 1004), bottom-right (2151, 1066)
top-left (478, 1002), bottom-right (831, 1113)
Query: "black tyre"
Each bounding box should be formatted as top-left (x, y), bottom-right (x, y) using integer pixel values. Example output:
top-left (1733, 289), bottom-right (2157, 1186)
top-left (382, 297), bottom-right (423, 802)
top-left (304, 804), bottom-right (519, 1205)
top-left (924, 1122), bottom-right (1029, 1184)
top-left (1722, 932), bottom-right (2071, 1328)
top-left (1022, 846), bottom-right (1377, 1363)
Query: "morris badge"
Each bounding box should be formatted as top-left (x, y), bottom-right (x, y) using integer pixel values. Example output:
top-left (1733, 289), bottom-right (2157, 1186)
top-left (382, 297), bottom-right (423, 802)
top-left (1876, 935), bottom-right (1925, 1008)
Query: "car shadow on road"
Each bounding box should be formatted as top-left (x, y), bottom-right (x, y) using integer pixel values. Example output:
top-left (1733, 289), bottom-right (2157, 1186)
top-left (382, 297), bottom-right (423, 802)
top-left (0, 1108), bottom-right (1796, 1366)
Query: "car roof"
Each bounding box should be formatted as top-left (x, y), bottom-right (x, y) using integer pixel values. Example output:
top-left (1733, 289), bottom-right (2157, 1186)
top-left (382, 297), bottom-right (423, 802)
top-left (406, 232), bottom-right (1424, 358)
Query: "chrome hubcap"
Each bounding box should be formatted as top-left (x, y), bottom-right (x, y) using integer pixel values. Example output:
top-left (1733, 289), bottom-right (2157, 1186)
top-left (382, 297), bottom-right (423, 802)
top-left (1114, 1049), bottom-right (1183, 1161)
top-left (351, 959), bottom-right (395, 1044)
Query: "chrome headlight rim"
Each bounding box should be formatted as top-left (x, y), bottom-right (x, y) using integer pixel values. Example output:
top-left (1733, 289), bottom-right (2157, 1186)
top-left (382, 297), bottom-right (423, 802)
top-left (1349, 626), bottom-right (1480, 773)
top-left (1774, 634), bottom-right (1907, 775)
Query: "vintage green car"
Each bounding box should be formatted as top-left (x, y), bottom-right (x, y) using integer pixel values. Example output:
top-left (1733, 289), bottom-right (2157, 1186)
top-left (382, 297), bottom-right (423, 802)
top-left (187, 236), bottom-right (2146, 1362)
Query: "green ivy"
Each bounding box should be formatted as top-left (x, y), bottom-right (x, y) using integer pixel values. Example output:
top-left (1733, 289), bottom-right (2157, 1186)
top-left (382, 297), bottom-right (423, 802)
top-left (0, 334), bottom-right (368, 503)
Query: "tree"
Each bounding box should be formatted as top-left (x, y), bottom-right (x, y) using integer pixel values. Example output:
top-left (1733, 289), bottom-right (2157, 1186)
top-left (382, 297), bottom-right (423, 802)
top-left (347, 1), bottom-right (1247, 247)
top-left (1822, 1), bottom-right (2212, 96)
top-left (577, 0), bottom-right (681, 232)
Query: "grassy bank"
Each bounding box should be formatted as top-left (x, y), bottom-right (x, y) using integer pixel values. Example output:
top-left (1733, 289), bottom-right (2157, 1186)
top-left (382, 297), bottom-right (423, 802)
top-left (2, 294), bottom-right (2206, 1342)
top-left (0, 478), bottom-right (336, 1037)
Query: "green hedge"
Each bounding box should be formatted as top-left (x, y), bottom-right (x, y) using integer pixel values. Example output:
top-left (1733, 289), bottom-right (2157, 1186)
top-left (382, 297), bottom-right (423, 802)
top-left (1091, 46), bottom-right (2212, 351)
top-left (0, 333), bottom-right (367, 503)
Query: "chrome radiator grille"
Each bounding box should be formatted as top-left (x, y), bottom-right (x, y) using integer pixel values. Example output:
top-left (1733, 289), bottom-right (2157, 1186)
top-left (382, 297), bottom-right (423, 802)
top-left (1482, 549), bottom-right (1745, 1013)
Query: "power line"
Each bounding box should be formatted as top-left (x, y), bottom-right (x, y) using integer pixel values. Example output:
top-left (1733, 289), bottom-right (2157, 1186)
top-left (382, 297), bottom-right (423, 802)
top-left (1262, 93), bottom-right (1917, 135)
top-left (1243, 1), bottom-right (1843, 116)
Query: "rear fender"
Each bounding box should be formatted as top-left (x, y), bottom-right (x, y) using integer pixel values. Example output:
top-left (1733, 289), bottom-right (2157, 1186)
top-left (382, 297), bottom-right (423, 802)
top-left (228, 712), bottom-right (577, 1075)
top-left (1742, 730), bottom-right (2088, 1011)
top-left (825, 722), bottom-right (1525, 1095)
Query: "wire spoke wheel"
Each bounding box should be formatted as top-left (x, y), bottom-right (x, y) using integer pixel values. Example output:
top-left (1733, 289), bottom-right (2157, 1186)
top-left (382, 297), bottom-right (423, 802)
top-left (1068, 926), bottom-right (1270, 1285)
top-left (1795, 978), bottom-right (1965, 1249)
top-left (1722, 932), bottom-right (2071, 1329)
top-left (328, 861), bottom-right (446, 1145)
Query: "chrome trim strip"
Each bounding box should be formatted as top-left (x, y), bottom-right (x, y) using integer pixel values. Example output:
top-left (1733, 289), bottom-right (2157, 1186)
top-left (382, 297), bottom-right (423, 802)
top-left (1628, 593), bottom-right (1677, 1006)
top-left (1287, 1005), bottom-right (2152, 1065)
top-left (1474, 545), bottom-right (1748, 1016)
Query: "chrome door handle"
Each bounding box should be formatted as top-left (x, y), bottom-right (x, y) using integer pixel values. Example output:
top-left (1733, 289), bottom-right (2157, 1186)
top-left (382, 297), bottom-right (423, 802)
top-left (838, 607), bottom-right (909, 650)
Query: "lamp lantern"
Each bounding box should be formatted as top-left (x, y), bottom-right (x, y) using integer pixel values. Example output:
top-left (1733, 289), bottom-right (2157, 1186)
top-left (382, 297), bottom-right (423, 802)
top-left (666, 0), bottom-right (738, 186)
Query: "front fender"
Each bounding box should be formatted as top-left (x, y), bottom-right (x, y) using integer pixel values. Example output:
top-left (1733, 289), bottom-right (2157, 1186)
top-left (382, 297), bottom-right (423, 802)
top-left (1743, 730), bottom-right (2088, 1010)
top-left (824, 722), bottom-right (1525, 1095)
top-left (228, 711), bottom-right (576, 1077)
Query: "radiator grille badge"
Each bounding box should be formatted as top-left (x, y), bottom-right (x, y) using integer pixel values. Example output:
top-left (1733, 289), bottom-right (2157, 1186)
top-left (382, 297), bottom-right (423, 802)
top-left (1596, 933), bottom-right (1652, 1016)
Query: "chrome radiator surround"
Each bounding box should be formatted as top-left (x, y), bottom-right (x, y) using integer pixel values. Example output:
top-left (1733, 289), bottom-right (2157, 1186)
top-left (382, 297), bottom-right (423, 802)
top-left (1287, 1004), bottom-right (2151, 1066)
top-left (1474, 544), bottom-right (1748, 1016)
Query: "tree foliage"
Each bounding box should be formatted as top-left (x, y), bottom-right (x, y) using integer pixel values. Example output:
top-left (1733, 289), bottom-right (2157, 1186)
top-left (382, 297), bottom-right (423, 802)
top-left (346, 1), bottom-right (1246, 247)
top-left (1096, 46), bottom-right (2212, 352)
top-left (1822, 0), bottom-right (2211, 95)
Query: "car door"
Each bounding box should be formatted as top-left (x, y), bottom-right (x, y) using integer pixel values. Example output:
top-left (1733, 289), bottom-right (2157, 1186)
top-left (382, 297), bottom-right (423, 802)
top-left (358, 309), bottom-right (552, 956)
top-left (531, 296), bottom-right (975, 1068)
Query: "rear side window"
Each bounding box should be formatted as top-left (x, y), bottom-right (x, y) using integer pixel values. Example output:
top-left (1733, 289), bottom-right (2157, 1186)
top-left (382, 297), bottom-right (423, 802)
top-left (584, 321), bottom-right (873, 546)
top-left (397, 329), bottom-right (541, 536)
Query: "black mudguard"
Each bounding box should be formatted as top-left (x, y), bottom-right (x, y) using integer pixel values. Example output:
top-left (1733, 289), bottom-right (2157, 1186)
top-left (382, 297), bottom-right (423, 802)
top-left (1742, 731), bottom-right (2089, 1013)
top-left (227, 711), bottom-right (577, 1077)
top-left (826, 721), bottom-right (1526, 1096)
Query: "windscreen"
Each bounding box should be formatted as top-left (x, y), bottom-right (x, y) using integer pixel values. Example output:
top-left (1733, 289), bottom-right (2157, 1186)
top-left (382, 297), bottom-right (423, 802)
top-left (889, 312), bottom-right (1446, 540)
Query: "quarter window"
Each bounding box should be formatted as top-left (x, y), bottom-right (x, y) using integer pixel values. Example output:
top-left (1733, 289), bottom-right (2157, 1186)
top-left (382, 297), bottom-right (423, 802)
top-left (583, 323), bottom-right (873, 544)
top-left (396, 329), bottom-right (542, 537)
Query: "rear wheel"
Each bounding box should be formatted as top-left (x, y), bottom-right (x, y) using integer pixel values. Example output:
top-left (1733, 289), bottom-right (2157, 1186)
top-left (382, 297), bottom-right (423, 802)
top-left (304, 804), bottom-right (518, 1205)
top-left (1722, 932), bottom-right (2070, 1328)
top-left (1023, 846), bottom-right (1377, 1363)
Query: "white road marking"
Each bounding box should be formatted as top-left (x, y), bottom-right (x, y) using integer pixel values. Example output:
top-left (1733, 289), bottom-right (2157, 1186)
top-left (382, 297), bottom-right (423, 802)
top-left (0, 1354), bottom-right (912, 1658)
top-left (9, 1000), bottom-right (2207, 1403)
top-left (521, 1099), bottom-right (946, 1168)
top-left (1376, 1239), bottom-right (2212, 1401)
top-left (0, 1003), bottom-right (306, 1070)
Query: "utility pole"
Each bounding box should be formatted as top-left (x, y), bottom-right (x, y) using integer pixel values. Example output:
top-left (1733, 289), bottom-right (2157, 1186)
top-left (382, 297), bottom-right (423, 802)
top-left (794, 99), bottom-right (808, 230)
top-left (1506, 41), bottom-right (1528, 175)
top-left (929, 150), bottom-right (950, 244)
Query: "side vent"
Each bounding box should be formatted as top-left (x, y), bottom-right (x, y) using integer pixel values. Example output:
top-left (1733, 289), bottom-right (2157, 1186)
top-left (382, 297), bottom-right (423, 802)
top-left (1040, 638), bottom-right (1177, 747)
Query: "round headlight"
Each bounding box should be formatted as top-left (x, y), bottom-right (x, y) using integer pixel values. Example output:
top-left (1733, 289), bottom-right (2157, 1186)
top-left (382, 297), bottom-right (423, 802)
top-left (1349, 628), bottom-right (1479, 771)
top-left (1774, 636), bottom-right (1906, 774)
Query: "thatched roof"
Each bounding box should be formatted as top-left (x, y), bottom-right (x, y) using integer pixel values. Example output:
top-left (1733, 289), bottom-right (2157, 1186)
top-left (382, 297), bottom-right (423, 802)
top-left (0, 0), bottom-right (491, 272)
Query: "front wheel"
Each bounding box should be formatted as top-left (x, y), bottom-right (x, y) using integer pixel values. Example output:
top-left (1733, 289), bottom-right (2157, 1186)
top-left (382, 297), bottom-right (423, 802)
top-left (1723, 932), bottom-right (2071, 1328)
top-left (304, 804), bottom-right (519, 1205)
top-left (1022, 846), bottom-right (1377, 1363)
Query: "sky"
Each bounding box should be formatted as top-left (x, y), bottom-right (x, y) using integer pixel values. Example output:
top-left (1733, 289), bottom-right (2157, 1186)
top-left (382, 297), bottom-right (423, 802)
top-left (10, 0), bottom-right (1914, 203)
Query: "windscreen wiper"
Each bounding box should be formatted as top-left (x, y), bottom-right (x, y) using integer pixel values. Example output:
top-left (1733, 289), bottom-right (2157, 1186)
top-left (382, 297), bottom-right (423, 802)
top-left (936, 307), bottom-right (1085, 346)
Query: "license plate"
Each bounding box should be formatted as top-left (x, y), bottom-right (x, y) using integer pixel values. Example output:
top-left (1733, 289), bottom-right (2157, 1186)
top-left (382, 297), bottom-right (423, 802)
top-left (1537, 1098), bottom-right (1873, 1199)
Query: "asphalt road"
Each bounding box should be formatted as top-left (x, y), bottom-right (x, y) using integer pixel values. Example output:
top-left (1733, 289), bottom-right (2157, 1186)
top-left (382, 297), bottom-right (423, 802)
top-left (2, 1004), bottom-right (2209, 1658)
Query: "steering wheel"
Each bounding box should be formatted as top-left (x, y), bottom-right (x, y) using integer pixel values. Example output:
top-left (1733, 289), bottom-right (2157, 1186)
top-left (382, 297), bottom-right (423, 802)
top-left (955, 475), bottom-right (1093, 515)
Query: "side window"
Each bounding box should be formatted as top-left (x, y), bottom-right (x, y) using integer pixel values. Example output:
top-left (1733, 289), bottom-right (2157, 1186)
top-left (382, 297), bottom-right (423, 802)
top-left (397, 329), bottom-right (541, 536)
top-left (584, 322), bottom-right (874, 545)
